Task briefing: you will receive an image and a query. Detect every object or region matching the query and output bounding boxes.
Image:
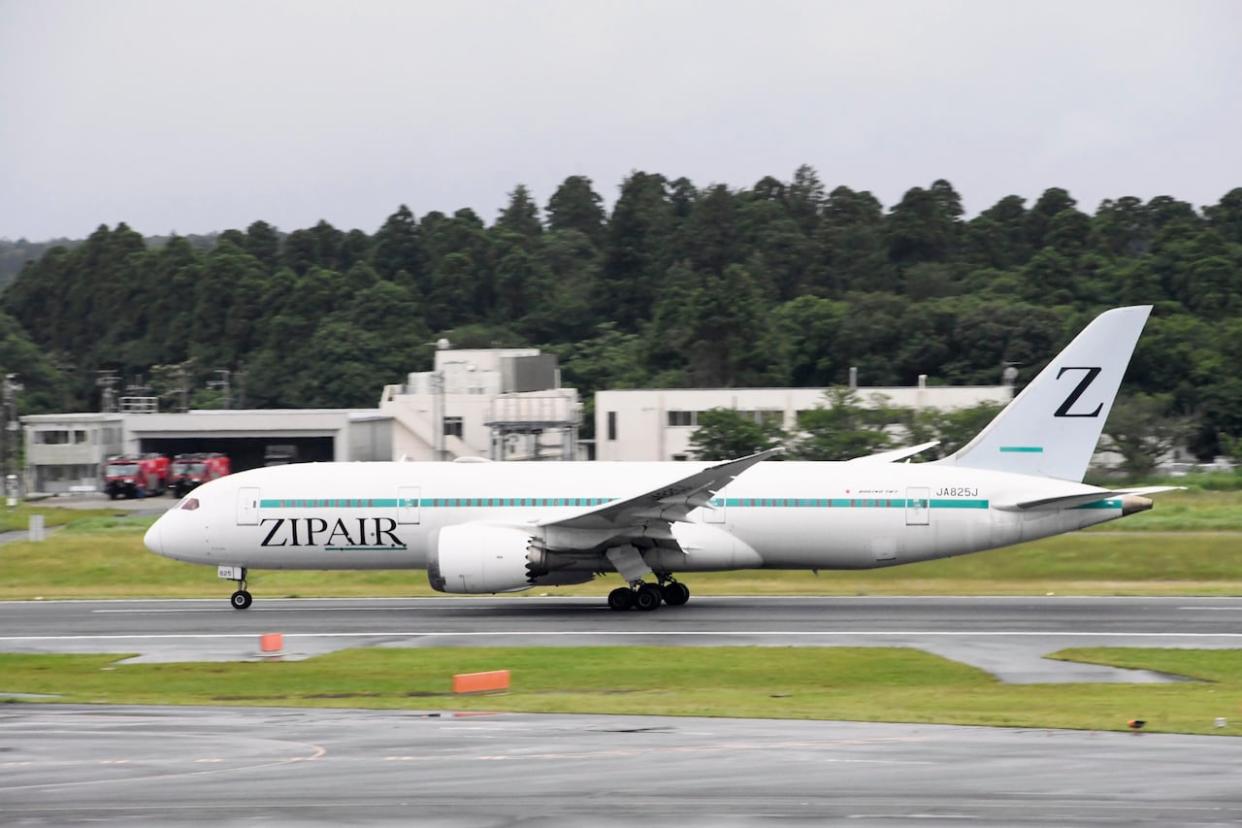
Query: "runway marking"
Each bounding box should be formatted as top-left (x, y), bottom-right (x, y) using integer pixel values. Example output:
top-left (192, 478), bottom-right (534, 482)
top-left (6, 595), bottom-right (1242, 605)
top-left (4, 630), bottom-right (1242, 642)
top-left (88, 607), bottom-right (485, 614)
top-left (1179, 606), bottom-right (1242, 611)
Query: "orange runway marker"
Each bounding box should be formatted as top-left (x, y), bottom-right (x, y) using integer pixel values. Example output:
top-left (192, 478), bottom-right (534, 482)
top-left (452, 670), bottom-right (510, 695)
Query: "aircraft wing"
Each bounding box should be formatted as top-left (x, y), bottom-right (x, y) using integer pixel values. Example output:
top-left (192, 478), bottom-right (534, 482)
top-left (539, 448), bottom-right (780, 532)
top-left (1002, 486), bottom-right (1183, 511)
top-left (847, 440), bottom-right (939, 464)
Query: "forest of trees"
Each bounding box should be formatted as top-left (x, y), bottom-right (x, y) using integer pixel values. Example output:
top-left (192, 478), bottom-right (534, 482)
top-left (2, 167), bottom-right (1241, 455)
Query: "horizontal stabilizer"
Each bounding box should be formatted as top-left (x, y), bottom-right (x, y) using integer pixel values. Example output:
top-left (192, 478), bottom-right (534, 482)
top-left (1002, 486), bottom-right (1183, 511)
top-left (847, 440), bottom-right (940, 464)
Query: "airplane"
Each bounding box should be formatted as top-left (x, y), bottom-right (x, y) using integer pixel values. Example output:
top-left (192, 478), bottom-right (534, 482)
top-left (144, 305), bottom-right (1176, 611)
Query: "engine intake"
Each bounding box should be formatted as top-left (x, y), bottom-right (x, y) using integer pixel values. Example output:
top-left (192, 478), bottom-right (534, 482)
top-left (428, 523), bottom-right (539, 594)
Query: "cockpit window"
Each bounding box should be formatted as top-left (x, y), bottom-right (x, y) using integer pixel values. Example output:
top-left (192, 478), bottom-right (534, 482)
top-left (180, 497), bottom-right (200, 511)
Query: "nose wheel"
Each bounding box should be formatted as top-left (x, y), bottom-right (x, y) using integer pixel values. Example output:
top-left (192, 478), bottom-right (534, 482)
top-left (220, 566), bottom-right (253, 610)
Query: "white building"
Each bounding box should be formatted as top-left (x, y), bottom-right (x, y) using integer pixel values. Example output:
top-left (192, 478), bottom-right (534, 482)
top-left (22, 347), bottom-right (582, 494)
top-left (594, 381), bottom-right (1014, 462)
top-left (380, 347), bottom-right (581, 462)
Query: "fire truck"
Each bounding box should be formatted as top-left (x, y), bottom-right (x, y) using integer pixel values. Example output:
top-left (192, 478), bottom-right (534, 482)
top-left (103, 454), bottom-right (170, 499)
top-left (170, 452), bottom-right (231, 498)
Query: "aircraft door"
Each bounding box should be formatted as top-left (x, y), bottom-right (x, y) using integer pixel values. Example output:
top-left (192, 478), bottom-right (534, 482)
top-left (237, 487), bottom-right (260, 525)
top-left (905, 487), bottom-right (930, 526)
top-left (398, 486), bottom-right (421, 524)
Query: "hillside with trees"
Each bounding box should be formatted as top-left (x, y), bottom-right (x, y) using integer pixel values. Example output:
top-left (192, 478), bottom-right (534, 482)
top-left (3, 168), bottom-right (1241, 456)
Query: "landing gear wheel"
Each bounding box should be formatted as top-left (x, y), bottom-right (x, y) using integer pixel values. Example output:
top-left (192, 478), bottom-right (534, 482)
top-left (661, 582), bottom-right (690, 607)
top-left (634, 583), bottom-right (663, 611)
top-left (607, 587), bottom-right (635, 611)
top-left (230, 590), bottom-right (253, 610)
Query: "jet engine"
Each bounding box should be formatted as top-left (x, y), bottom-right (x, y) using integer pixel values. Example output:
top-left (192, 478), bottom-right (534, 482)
top-left (428, 523), bottom-right (540, 594)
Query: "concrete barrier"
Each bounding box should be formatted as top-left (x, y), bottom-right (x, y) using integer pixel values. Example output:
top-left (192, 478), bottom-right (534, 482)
top-left (452, 670), bottom-right (510, 695)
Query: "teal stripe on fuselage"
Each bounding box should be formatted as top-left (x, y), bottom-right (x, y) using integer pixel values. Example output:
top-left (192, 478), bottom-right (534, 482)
top-left (999, 446), bottom-right (1044, 453)
top-left (257, 496), bottom-right (993, 508)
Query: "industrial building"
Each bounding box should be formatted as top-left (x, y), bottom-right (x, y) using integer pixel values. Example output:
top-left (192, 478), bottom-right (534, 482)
top-left (21, 346), bottom-right (1017, 493)
top-left (22, 347), bottom-right (582, 495)
top-left (594, 379), bottom-right (1014, 462)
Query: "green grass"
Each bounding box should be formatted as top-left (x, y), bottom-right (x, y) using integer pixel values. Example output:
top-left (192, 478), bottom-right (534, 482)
top-left (1089, 488), bottom-right (1242, 532)
top-left (0, 504), bottom-right (120, 533)
top-left (1, 523), bottom-right (1240, 599)
top-left (2, 494), bottom-right (1240, 599)
top-left (2, 647), bottom-right (1239, 736)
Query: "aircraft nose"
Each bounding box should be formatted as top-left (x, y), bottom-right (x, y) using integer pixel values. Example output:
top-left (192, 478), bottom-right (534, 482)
top-left (143, 520), bottom-right (163, 556)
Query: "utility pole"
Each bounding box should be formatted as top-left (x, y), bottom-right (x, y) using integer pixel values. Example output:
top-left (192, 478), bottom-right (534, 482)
top-left (208, 369), bottom-right (232, 409)
top-left (96, 370), bottom-right (119, 413)
top-left (2, 373), bottom-right (22, 506)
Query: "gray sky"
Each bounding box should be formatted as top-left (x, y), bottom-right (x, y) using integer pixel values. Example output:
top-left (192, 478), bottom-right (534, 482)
top-left (2, 0), bottom-right (1239, 240)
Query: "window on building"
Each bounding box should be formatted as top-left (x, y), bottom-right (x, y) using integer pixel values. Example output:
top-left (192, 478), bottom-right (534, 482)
top-left (735, 410), bottom-right (783, 426)
top-left (443, 416), bottom-right (464, 438)
top-left (74, 430), bottom-right (88, 444)
top-left (667, 410), bottom-right (695, 427)
top-left (36, 430), bottom-right (70, 445)
top-left (607, 411), bottom-right (617, 441)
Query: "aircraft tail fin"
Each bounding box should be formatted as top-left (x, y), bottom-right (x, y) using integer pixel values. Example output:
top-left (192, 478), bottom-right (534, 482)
top-left (939, 305), bottom-right (1152, 482)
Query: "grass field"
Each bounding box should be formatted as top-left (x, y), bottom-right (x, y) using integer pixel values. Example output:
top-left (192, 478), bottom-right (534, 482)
top-left (1, 489), bottom-right (1241, 599)
top-left (0, 504), bottom-right (118, 533)
top-left (1094, 488), bottom-right (1242, 532)
top-left (1, 506), bottom-right (1241, 599)
top-left (2, 647), bottom-right (1239, 736)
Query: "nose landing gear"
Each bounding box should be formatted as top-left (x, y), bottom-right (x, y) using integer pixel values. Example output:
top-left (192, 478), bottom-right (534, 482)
top-left (219, 565), bottom-right (252, 610)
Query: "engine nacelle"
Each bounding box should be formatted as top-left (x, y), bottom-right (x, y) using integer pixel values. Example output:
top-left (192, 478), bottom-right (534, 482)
top-left (428, 523), bottom-right (536, 594)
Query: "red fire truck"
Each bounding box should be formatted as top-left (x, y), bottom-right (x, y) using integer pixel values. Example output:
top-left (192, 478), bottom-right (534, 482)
top-left (103, 454), bottom-right (170, 499)
top-left (170, 452), bottom-right (231, 497)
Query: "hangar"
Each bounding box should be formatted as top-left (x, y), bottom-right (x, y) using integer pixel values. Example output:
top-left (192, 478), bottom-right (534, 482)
top-left (20, 346), bottom-right (581, 495)
top-left (21, 409), bottom-right (391, 494)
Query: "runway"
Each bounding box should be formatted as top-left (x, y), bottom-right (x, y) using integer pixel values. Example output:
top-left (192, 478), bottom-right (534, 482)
top-left (1, 705), bottom-right (1238, 826)
top-left (1, 596), bottom-right (1240, 682)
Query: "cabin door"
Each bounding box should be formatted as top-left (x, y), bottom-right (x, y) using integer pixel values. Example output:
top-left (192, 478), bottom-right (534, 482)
top-left (905, 487), bottom-right (930, 526)
top-left (237, 487), bottom-right (260, 525)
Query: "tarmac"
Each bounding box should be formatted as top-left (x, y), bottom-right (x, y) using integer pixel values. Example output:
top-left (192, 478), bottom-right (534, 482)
top-left (1, 595), bottom-right (1240, 682)
top-left (1, 705), bottom-right (1238, 826)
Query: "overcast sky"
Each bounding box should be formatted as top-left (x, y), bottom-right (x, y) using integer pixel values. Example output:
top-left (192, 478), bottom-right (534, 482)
top-left (1, 0), bottom-right (1239, 240)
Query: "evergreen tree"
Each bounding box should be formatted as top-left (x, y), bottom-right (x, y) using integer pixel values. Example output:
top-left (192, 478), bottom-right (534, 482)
top-left (546, 176), bottom-right (605, 246)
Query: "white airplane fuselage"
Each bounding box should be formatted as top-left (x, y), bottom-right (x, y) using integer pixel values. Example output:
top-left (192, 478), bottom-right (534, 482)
top-left (147, 458), bottom-right (1139, 574)
top-left (143, 306), bottom-right (1163, 607)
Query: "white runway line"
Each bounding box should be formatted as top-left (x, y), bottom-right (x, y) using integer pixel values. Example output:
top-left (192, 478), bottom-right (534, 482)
top-left (4, 630), bottom-right (1242, 642)
top-left (1178, 606), bottom-right (1242, 611)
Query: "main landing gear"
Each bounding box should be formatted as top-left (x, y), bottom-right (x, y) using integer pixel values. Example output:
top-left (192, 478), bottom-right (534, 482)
top-left (607, 578), bottom-right (691, 611)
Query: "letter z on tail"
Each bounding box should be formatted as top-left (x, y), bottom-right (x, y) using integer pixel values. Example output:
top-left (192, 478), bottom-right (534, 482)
top-left (939, 305), bottom-right (1152, 482)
